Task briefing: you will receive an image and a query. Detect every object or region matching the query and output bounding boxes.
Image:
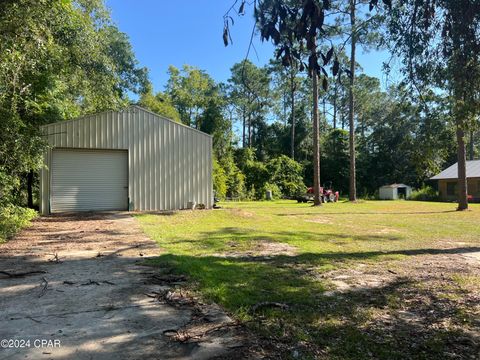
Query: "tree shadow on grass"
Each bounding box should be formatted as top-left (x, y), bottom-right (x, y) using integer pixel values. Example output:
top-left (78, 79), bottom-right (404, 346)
top-left (176, 227), bottom-right (405, 242)
top-left (147, 249), bottom-right (480, 359)
top-left (40, 212), bottom-right (133, 222)
top-left (276, 209), bottom-right (459, 216)
top-left (145, 222), bottom-right (480, 359)
top-left (160, 227), bottom-right (480, 263)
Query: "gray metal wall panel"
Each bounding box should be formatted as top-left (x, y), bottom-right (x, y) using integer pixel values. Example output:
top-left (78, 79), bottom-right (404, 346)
top-left (40, 106), bottom-right (212, 214)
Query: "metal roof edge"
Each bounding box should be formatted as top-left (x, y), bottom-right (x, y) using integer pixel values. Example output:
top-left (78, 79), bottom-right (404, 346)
top-left (40, 107), bottom-right (129, 130)
top-left (430, 160), bottom-right (480, 180)
top-left (132, 105), bottom-right (213, 139)
top-left (40, 105), bottom-right (213, 140)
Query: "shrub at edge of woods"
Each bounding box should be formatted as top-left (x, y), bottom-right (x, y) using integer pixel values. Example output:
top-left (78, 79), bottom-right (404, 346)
top-left (408, 186), bottom-right (439, 202)
top-left (0, 205), bottom-right (37, 243)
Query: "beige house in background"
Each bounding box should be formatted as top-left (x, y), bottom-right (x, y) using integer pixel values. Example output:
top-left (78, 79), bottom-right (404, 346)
top-left (431, 160), bottom-right (480, 202)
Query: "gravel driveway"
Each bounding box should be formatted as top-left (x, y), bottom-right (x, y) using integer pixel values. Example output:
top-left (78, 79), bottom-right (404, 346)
top-left (0, 213), bottom-right (245, 360)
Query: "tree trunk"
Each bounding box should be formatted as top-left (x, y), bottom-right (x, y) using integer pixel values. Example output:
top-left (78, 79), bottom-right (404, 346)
top-left (469, 130), bottom-right (475, 160)
top-left (456, 122), bottom-right (468, 211)
top-left (290, 72), bottom-right (296, 160)
top-left (312, 72), bottom-right (322, 206)
top-left (322, 97), bottom-right (326, 119)
top-left (333, 82), bottom-right (337, 129)
top-left (248, 115), bottom-right (252, 147)
top-left (348, 0), bottom-right (357, 202)
top-left (242, 112), bottom-right (246, 148)
top-left (27, 170), bottom-right (34, 209)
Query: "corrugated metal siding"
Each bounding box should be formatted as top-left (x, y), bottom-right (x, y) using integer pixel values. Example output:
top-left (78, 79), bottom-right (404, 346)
top-left (40, 105), bottom-right (213, 214)
top-left (51, 149), bottom-right (128, 212)
top-left (379, 187), bottom-right (396, 200)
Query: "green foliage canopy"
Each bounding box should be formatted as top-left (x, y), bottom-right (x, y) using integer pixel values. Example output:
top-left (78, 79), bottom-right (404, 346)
top-left (0, 0), bottom-right (148, 208)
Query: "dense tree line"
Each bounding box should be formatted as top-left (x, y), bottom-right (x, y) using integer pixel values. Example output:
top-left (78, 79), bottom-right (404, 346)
top-left (140, 58), bottom-right (465, 201)
top-left (1, 0), bottom-right (479, 230)
top-left (0, 0), bottom-right (147, 237)
top-left (223, 0), bottom-right (480, 210)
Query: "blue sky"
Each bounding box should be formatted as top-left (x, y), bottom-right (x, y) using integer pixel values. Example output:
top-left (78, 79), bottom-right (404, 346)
top-left (105, 0), bottom-right (394, 93)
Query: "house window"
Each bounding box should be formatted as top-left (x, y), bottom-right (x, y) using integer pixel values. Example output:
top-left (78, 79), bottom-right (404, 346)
top-left (446, 182), bottom-right (457, 196)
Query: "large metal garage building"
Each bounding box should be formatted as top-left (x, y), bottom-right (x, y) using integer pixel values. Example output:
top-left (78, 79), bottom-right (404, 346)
top-left (40, 105), bottom-right (213, 214)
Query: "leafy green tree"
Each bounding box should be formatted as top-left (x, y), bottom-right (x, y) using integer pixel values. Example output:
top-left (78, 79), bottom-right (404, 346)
top-left (266, 155), bottom-right (306, 197)
top-left (224, 0), bottom-right (388, 205)
top-left (354, 74), bottom-right (385, 142)
top-left (235, 148), bottom-right (269, 198)
top-left (388, 0), bottom-right (480, 210)
top-left (329, 0), bottom-right (385, 201)
top-left (198, 96), bottom-right (232, 160)
top-left (222, 155), bottom-right (246, 199)
top-left (138, 84), bottom-right (181, 122)
top-left (322, 129), bottom-right (350, 194)
top-left (468, 129), bottom-right (479, 160)
top-left (354, 84), bottom-right (456, 195)
top-left (0, 0), bottom-right (147, 209)
top-left (164, 64), bottom-right (235, 161)
top-left (213, 158), bottom-right (228, 199)
top-left (409, 91), bottom-right (457, 185)
top-left (269, 59), bottom-right (306, 160)
top-left (228, 60), bottom-right (271, 149)
top-left (165, 65), bottom-right (215, 128)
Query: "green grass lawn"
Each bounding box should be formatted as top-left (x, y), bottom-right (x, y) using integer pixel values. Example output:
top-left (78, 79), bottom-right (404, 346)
top-left (136, 200), bottom-right (480, 359)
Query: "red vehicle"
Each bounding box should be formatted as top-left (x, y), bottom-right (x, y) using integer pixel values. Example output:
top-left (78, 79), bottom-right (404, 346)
top-left (297, 182), bottom-right (339, 203)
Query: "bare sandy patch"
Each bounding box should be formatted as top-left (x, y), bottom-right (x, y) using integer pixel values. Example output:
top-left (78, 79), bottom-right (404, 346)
top-left (215, 240), bottom-right (297, 258)
top-left (317, 250), bottom-right (480, 337)
top-left (230, 208), bottom-right (255, 218)
top-left (321, 269), bottom-right (394, 296)
top-left (304, 217), bottom-right (332, 224)
top-left (375, 227), bottom-right (400, 234)
top-left (463, 251), bottom-right (480, 265)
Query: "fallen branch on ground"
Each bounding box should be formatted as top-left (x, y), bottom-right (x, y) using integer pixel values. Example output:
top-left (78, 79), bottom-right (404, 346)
top-left (202, 321), bottom-right (241, 336)
top-left (81, 279), bottom-right (101, 286)
top-left (162, 329), bottom-right (178, 336)
top-left (0, 270), bottom-right (47, 278)
top-left (164, 321), bottom-right (241, 344)
top-left (150, 274), bottom-right (187, 283)
top-left (172, 330), bottom-right (197, 343)
top-left (26, 316), bottom-right (42, 323)
top-left (48, 253), bottom-right (62, 263)
top-left (251, 302), bottom-right (289, 313)
top-left (38, 277), bottom-right (48, 297)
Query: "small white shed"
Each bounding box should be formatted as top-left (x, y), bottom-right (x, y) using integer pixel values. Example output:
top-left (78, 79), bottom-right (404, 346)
top-left (379, 184), bottom-right (412, 200)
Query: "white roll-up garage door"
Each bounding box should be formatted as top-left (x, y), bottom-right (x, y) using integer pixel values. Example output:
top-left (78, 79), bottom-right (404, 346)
top-left (51, 149), bottom-right (128, 212)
